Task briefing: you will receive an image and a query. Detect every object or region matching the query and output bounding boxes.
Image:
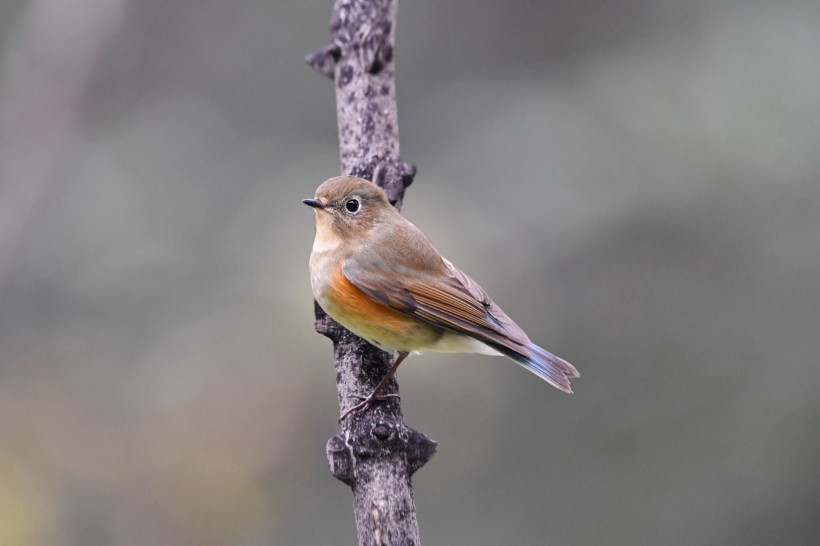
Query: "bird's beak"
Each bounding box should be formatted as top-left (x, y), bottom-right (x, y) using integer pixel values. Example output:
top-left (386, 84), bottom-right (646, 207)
top-left (302, 198), bottom-right (325, 209)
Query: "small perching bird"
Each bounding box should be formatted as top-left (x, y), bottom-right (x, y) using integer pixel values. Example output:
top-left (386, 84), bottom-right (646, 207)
top-left (304, 176), bottom-right (579, 419)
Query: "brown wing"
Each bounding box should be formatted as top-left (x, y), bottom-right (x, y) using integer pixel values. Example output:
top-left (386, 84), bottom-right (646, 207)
top-left (343, 236), bottom-right (579, 392)
top-left (342, 251), bottom-right (531, 352)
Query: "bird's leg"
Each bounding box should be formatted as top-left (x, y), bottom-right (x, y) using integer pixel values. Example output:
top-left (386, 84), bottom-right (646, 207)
top-left (339, 351), bottom-right (409, 422)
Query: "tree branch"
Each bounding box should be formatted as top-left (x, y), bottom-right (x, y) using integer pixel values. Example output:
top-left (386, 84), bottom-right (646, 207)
top-left (307, 1), bottom-right (435, 544)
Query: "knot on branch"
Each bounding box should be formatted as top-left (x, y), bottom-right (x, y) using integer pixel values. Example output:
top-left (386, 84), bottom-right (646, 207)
top-left (305, 43), bottom-right (342, 78)
top-left (312, 7), bottom-right (394, 78)
top-left (362, 21), bottom-right (393, 75)
top-left (327, 421), bottom-right (437, 486)
top-left (331, 2), bottom-right (394, 74)
top-left (371, 160), bottom-right (416, 210)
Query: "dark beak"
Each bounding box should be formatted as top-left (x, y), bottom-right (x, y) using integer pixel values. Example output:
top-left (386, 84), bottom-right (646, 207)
top-left (302, 198), bottom-right (325, 209)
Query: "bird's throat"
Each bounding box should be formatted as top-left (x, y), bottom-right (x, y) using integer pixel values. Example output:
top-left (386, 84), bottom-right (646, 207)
top-left (311, 215), bottom-right (342, 254)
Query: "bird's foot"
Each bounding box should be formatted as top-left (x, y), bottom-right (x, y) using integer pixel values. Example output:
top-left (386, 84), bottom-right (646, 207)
top-left (339, 393), bottom-right (400, 422)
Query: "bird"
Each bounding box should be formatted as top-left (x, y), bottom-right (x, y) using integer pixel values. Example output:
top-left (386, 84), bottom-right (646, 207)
top-left (304, 175), bottom-right (578, 419)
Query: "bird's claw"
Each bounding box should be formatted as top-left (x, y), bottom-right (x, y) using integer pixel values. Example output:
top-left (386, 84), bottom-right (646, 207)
top-left (339, 393), bottom-right (400, 422)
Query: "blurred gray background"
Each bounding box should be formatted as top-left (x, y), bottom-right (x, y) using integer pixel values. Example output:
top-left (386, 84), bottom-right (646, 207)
top-left (1, 0), bottom-right (819, 544)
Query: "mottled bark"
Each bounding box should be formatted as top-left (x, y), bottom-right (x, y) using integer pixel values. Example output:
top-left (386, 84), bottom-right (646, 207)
top-left (306, 1), bottom-right (436, 545)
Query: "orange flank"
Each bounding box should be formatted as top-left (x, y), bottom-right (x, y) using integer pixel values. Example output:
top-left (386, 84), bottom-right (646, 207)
top-left (322, 262), bottom-right (440, 352)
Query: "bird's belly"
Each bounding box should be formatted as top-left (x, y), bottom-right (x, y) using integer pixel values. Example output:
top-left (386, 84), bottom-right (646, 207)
top-left (315, 260), bottom-right (441, 352)
top-left (429, 332), bottom-right (502, 355)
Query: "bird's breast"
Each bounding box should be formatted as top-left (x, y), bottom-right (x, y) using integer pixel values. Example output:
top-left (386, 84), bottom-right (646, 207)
top-left (315, 261), bottom-right (442, 352)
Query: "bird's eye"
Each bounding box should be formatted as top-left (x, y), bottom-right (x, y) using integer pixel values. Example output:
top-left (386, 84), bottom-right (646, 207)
top-left (345, 198), bottom-right (360, 214)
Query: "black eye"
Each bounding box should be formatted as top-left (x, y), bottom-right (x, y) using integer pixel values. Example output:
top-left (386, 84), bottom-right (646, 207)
top-left (345, 199), bottom-right (360, 213)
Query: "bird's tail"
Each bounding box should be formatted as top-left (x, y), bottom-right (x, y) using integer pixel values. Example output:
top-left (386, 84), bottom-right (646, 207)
top-left (495, 342), bottom-right (579, 393)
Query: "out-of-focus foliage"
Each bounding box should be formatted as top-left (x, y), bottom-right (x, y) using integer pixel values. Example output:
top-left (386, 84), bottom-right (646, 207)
top-left (1, 1), bottom-right (819, 544)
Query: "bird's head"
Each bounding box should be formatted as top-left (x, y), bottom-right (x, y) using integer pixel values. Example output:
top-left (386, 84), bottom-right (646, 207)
top-left (303, 176), bottom-right (393, 242)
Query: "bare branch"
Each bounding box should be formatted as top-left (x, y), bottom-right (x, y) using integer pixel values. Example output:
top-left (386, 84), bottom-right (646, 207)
top-left (307, 1), bottom-right (435, 544)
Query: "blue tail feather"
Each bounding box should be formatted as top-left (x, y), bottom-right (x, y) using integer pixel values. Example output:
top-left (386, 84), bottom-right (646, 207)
top-left (498, 342), bottom-right (579, 393)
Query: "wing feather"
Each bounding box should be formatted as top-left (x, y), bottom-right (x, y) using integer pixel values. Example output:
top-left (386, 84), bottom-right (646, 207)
top-left (342, 251), bottom-right (531, 352)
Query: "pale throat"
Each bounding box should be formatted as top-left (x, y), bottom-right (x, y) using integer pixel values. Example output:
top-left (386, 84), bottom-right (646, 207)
top-left (311, 215), bottom-right (343, 254)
